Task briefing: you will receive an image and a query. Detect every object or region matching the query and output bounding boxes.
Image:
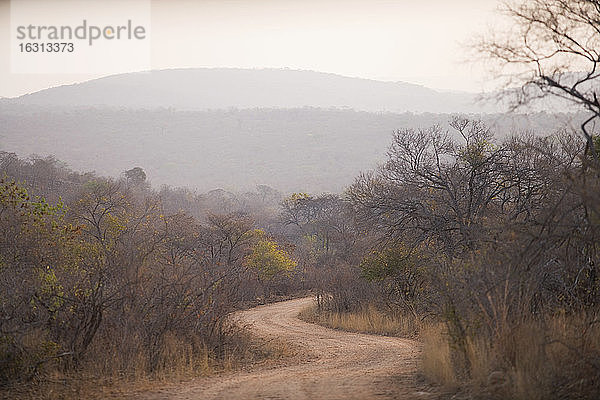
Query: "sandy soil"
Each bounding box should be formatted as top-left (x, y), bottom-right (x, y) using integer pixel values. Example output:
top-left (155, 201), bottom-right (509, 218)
top-left (137, 297), bottom-right (433, 400)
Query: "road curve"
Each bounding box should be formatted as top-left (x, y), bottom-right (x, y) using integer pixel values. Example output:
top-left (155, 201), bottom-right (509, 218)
top-left (139, 297), bottom-right (426, 400)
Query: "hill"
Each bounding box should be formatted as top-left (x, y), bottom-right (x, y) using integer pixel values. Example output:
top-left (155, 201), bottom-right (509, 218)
top-left (0, 104), bottom-right (581, 193)
top-left (5, 68), bottom-right (498, 114)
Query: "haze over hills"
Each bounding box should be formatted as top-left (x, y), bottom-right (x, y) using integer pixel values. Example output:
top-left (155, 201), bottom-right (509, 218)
top-left (0, 68), bottom-right (586, 193)
top-left (5, 68), bottom-right (502, 114)
top-left (0, 103), bottom-right (582, 193)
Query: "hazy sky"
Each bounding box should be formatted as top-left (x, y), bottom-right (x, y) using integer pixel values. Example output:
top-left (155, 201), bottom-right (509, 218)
top-left (0, 0), bottom-right (501, 98)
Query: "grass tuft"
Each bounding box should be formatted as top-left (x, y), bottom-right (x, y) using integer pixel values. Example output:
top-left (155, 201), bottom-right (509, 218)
top-left (298, 303), bottom-right (423, 338)
top-left (421, 312), bottom-right (600, 399)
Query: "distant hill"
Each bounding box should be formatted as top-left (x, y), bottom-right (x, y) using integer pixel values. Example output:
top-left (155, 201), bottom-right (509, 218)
top-left (0, 104), bottom-right (582, 193)
top-left (5, 68), bottom-right (500, 114)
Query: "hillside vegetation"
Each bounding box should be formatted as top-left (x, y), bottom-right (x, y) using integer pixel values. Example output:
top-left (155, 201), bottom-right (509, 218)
top-left (0, 105), bottom-right (583, 192)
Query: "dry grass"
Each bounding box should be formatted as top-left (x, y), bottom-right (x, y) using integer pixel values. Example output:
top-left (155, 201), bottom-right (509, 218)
top-left (298, 303), bottom-right (423, 338)
top-left (421, 313), bottom-right (600, 399)
top-left (421, 323), bottom-right (456, 387)
top-left (0, 324), bottom-right (292, 400)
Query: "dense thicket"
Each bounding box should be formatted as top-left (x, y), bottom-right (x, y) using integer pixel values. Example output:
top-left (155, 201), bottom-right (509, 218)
top-left (0, 153), bottom-right (297, 386)
top-left (305, 116), bottom-right (600, 398)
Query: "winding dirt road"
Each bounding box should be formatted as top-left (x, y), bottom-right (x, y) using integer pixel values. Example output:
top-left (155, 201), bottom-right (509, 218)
top-left (139, 297), bottom-right (430, 400)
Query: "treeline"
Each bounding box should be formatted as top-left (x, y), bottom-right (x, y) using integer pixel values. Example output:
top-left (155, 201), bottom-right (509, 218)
top-left (0, 152), bottom-right (299, 390)
top-left (296, 117), bottom-right (600, 398)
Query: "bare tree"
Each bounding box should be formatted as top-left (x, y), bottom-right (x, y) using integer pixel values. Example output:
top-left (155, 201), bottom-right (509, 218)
top-left (479, 0), bottom-right (600, 158)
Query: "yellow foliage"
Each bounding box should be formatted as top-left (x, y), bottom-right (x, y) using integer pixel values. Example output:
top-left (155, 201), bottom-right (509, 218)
top-left (245, 239), bottom-right (296, 281)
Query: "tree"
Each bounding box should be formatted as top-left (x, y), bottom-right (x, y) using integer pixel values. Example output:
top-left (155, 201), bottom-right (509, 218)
top-left (0, 179), bottom-right (76, 381)
top-left (245, 233), bottom-right (296, 282)
top-left (281, 193), bottom-right (354, 257)
top-left (478, 0), bottom-right (600, 159)
top-left (477, 1), bottom-right (600, 296)
top-left (359, 245), bottom-right (429, 318)
top-left (123, 167), bottom-right (147, 187)
top-left (348, 118), bottom-right (525, 253)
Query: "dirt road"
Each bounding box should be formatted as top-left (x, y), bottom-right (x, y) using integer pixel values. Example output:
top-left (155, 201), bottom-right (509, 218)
top-left (139, 297), bottom-right (430, 400)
